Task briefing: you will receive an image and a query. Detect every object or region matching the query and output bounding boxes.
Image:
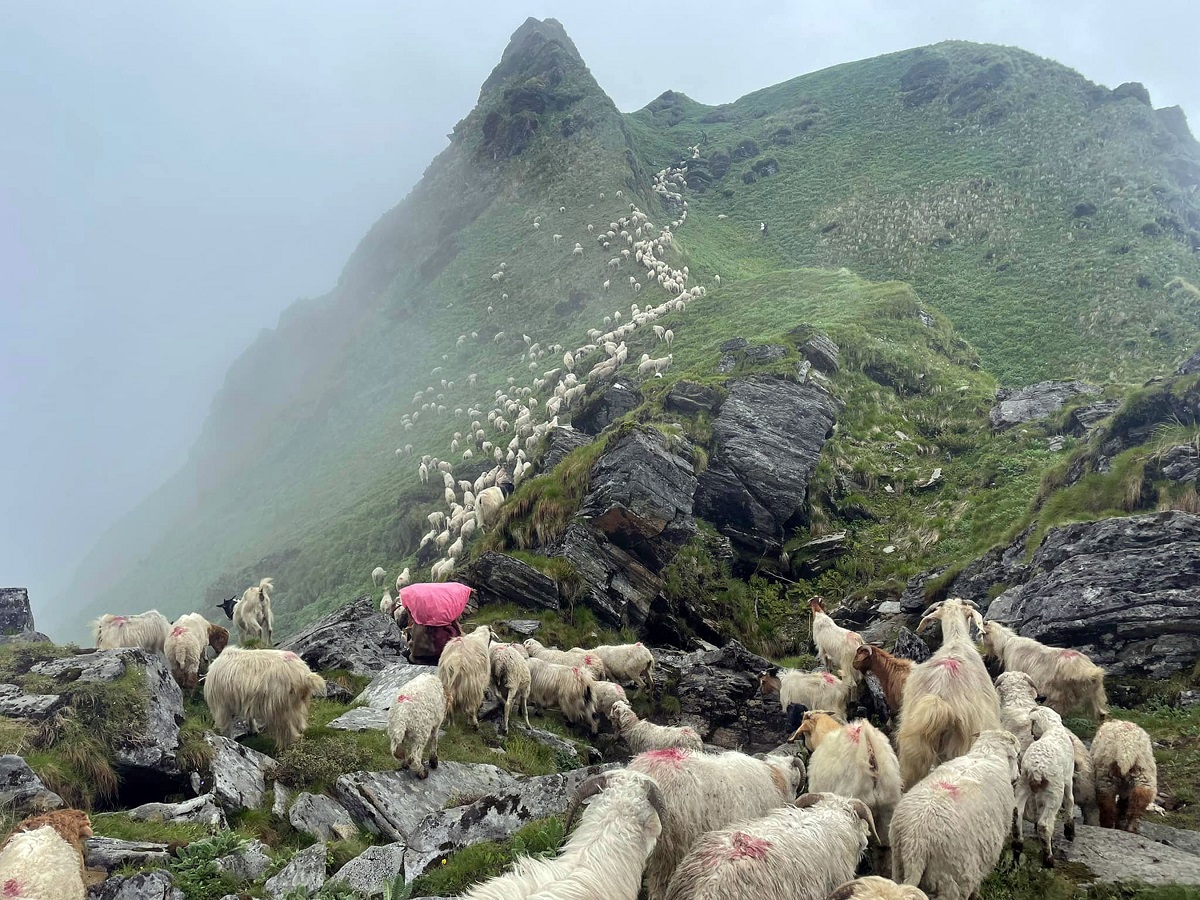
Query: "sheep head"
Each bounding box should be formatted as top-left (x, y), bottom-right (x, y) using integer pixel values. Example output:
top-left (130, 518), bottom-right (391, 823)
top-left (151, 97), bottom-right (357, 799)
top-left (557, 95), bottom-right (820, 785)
top-left (793, 793), bottom-right (880, 845)
top-left (207, 625), bottom-right (230, 654)
top-left (808, 595), bottom-right (827, 614)
top-left (564, 772), bottom-right (666, 840)
top-left (215, 596), bottom-right (238, 620)
top-left (14, 809), bottom-right (93, 853)
top-left (757, 667), bottom-right (782, 697)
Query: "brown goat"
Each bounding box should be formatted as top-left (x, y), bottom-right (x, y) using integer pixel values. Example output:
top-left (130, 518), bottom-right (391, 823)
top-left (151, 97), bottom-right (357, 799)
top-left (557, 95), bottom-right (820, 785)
top-left (853, 645), bottom-right (913, 719)
top-left (6, 808), bottom-right (93, 856)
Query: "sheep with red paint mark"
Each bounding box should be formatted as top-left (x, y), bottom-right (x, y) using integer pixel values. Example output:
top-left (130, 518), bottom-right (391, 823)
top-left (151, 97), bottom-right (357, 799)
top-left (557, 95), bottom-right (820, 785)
top-left (629, 747), bottom-right (807, 900)
top-left (810, 596), bottom-right (866, 684)
top-left (982, 621), bottom-right (1107, 719)
top-left (164, 612), bottom-right (229, 690)
top-left (1091, 718), bottom-right (1157, 833)
top-left (523, 639), bottom-right (608, 680)
top-left (663, 792), bottom-right (877, 900)
top-left (588, 642), bottom-right (655, 688)
top-left (890, 730), bottom-right (1021, 900)
top-left (608, 700), bottom-right (703, 753)
top-left (387, 672), bottom-right (445, 779)
top-left (805, 717), bottom-right (902, 849)
top-left (91, 610), bottom-right (170, 654)
top-left (0, 809), bottom-right (92, 900)
top-left (759, 667), bottom-right (851, 720)
top-left (203, 647), bottom-right (326, 750)
top-left (788, 710), bottom-right (845, 752)
top-left (527, 657), bottom-right (598, 732)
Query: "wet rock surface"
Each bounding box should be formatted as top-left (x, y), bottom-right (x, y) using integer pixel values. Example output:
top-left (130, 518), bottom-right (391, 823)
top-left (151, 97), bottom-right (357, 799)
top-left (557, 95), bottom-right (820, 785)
top-left (572, 377), bottom-right (642, 434)
top-left (280, 594), bottom-right (406, 676)
top-left (0, 753), bottom-right (63, 814)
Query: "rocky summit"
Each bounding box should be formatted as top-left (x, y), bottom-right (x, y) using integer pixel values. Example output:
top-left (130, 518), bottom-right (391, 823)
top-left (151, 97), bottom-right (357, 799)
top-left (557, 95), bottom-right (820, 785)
top-left (9, 14), bottom-right (1200, 900)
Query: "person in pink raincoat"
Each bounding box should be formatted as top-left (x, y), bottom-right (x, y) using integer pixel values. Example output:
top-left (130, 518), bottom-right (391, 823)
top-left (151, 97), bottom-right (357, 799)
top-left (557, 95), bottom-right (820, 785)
top-left (395, 582), bottom-right (473, 664)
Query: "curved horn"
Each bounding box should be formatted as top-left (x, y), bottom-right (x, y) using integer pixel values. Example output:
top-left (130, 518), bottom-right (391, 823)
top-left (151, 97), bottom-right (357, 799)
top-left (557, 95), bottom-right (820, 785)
top-left (643, 779), bottom-right (667, 824)
top-left (793, 792), bottom-right (824, 809)
top-left (564, 774), bottom-right (610, 833)
top-left (848, 798), bottom-right (880, 845)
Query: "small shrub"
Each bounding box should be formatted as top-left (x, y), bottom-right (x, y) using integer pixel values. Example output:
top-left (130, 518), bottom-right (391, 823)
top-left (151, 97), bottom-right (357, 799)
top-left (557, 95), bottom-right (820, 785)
top-left (167, 831), bottom-right (246, 900)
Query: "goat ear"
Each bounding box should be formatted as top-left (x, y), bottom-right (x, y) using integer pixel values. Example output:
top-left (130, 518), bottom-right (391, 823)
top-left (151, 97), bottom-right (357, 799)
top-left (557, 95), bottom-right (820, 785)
top-left (793, 792), bottom-right (823, 809)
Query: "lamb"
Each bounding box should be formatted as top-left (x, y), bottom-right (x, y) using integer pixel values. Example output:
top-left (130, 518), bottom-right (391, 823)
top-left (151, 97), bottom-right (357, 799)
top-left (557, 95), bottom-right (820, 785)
top-left (759, 667), bottom-right (850, 720)
top-left (592, 680), bottom-right (628, 720)
top-left (664, 792), bottom-right (876, 900)
top-left (438, 625), bottom-right (493, 728)
top-left (826, 877), bottom-right (929, 900)
top-left (371, 566), bottom-right (386, 586)
top-left (810, 596), bottom-right (865, 682)
top-left (461, 771), bottom-right (666, 900)
top-left (1091, 718), bottom-right (1158, 832)
top-left (489, 642), bottom-right (532, 735)
top-left (588, 642), bottom-right (655, 689)
top-left (233, 577), bottom-right (275, 646)
top-left (896, 598), bottom-right (1001, 787)
top-left (0, 809), bottom-right (93, 900)
top-left (804, 717), bottom-right (902, 848)
top-left (1013, 707), bottom-right (1077, 866)
top-left (852, 645), bottom-right (913, 720)
top-left (982, 621), bottom-right (1107, 718)
top-left (890, 730), bottom-right (1020, 900)
top-left (164, 613), bottom-right (229, 690)
top-left (608, 700), bottom-right (703, 753)
top-left (203, 647), bottom-right (326, 750)
top-left (387, 672), bottom-right (445, 779)
top-left (527, 657), bottom-right (598, 732)
top-left (523, 638), bottom-right (607, 680)
top-left (91, 610), bottom-right (170, 654)
top-left (629, 747), bottom-right (807, 900)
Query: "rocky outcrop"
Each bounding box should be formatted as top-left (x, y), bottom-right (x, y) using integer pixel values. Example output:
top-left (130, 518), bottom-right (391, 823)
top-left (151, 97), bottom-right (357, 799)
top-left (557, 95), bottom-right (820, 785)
top-left (0, 754), bottom-right (62, 814)
top-left (87, 870), bottom-right (182, 900)
top-left (988, 512), bottom-right (1200, 677)
top-left (1037, 822), bottom-right (1200, 885)
top-left (0, 682), bottom-right (64, 719)
top-left (289, 791), bottom-right (358, 841)
top-left (206, 734), bottom-right (275, 813)
top-left (551, 524), bottom-right (662, 628)
top-left (86, 837), bottom-right (170, 873)
top-left (1066, 398), bottom-right (1121, 436)
top-left (572, 377), bottom-right (642, 434)
top-left (280, 595), bottom-right (406, 676)
top-left (538, 425), bottom-right (590, 471)
top-left (263, 842), bottom-right (327, 899)
top-left (664, 380), bottom-right (723, 416)
top-left (0, 588), bottom-right (49, 644)
top-left (463, 552), bottom-right (561, 611)
top-left (126, 793), bottom-right (226, 830)
top-left (799, 330), bottom-right (840, 373)
top-left (215, 839), bottom-right (273, 884)
top-left (332, 843), bottom-right (406, 896)
top-left (695, 376), bottom-right (838, 554)
top-left (988, 380), bottom-right (1100, 429)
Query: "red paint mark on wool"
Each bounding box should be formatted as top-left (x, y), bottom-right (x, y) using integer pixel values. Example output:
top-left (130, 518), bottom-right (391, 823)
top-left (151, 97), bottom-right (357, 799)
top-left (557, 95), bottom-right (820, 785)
top-left (642, 747), bottom-right (690, 769)
top-left (936, 781), bottom-right (961, 799)
top-left (847, 632), bottom-right (862, 642)
top-left (822, 672), bottom-right (837, 684)
top-left (729, 832), bottom-right (773, 860)
top-left (283, 651), bottom-right (299, 660)
top-left (171, 626), bottom-right (186, 637)
top-left (1061, 649), bottom-right (1081, 658)
top-left (936, 657), bottom-right (962, 674)
top-left (3, 879), bottom-right (23, 898)
top-left (847, 723), bottom-right (863, 744)
top-left (112, 616), bottom-right (127, 626)
top-left (396, 694), bottom-right (412, 703)
top-left (584, 655), bottom-right (596, 665)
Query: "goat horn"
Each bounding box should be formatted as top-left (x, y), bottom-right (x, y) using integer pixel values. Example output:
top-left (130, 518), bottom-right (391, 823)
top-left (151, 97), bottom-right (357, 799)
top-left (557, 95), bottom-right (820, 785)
top-left (849, 799), bottom-right (880, 845)
top-left (793, 792), bottom-right (823, 809)
top-left (644, 780), bottom-right (666, 824)
top-left (564, 774), bottom-right (610, 833)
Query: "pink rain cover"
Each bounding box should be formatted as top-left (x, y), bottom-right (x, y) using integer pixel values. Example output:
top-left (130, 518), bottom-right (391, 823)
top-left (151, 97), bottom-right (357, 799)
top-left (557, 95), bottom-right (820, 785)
top-left (399, 582), bottom-right (473, 626)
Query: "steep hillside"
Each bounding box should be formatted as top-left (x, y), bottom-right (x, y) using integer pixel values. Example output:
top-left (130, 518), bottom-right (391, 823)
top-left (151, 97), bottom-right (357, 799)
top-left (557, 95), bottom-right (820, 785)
top-left (53, 21), bottom-right (1200, 643)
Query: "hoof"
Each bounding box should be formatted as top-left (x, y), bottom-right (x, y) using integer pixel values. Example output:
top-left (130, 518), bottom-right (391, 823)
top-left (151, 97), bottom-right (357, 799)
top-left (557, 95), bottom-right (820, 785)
top-left (417, 768), bottom-right (430, 780)
top-left (429, 755), bottom-right (439, 769)
top-left (1042, 852), bottom-right (1056, 869)
top-left (1064, 822), bottom-right (1076, 842)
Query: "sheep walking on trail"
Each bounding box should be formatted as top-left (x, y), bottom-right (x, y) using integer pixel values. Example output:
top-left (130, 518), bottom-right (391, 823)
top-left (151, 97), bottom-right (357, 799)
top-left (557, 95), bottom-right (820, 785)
top-left (1013, 707), bottom-right (1077, 866)
top-left (92, 610), bottom-right (170, 654)
top-left (387, 672), bottom-right (445, 779)
top-left (371, 566), bottom-right (386, 587)
top-left (0, 809), bottom-right (93, 900)
top-left (589, 642), bottom-right (655, 689)
top-left (982, 621), bottom-right (1107, 719)
top-left (489, 642), bottom-right (532, 735)
top-left (1091, 718), bottom-right (1158, 833)
top-left (204, 647), bottom-right (326, 750)
top-left (165, 612), bottom-right (229, 690)
top-left (438, 625), bottom-right (493, 728)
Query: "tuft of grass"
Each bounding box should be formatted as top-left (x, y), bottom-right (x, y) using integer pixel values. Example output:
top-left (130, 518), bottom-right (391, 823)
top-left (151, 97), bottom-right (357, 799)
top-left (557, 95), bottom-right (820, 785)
top-left (408, 817), bottom-right (565, 897)
top-left (272, 700), bottom-right (398, 792)
top-left (90, 812), bottom-right (211, 846)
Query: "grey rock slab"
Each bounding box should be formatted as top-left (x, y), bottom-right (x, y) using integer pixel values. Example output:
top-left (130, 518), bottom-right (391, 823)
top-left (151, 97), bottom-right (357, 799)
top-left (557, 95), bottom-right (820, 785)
top-left (263, 842), bottom-right (327, 899)
top-left (538, 426), bottom-right (591, 472)
top-left (404, 764), bottom-right (618, 881)
top-left (289, 791), bottom-right (359, 841)
top-left (1057, 823), bottom-right (1200, 884)
top-left (989, 380), bottom-right (1100, 429)
top-left (328, 706), bottom-right (390, 731)
top-left (673, 640), bottom-right (783, 753)
top-left (0, 753), bottom-right (62, 814)
top-left (891, 627), bottom-right (931, 664)
top-left (85, 837), bottom-right (170, 872)
top-left (665, 380), bottom-right (723, 416)
top-left (280, 595), bottom-right (407, 676)
top-left (127, 792), bottom-right (226, 830)
top-left (551, 523), bottom-right (662, 628)
top-left (799, 331), bottom-right (840, 373)
top-left (272, 781), bottom-right (291, 817)
top-left (335, 762), bottom-right (517, 843)
top-left (498, 619), bottom-right (541, 636)
top-left (1140, 822), bottom-right (1200, 857)
top-left (332, 843), bottom-right (406, 896)
top-left (215, 839), bottom-right (273, 883)
top-left (206, 734), bottom-right (275, 812)
top-left (0, 682), bottom-right (63, 719)
top-left (463, 552), bottom-right (560, 612)
top-left (572, 377), bottom-right (643, 435)
top-left (357, 661), bottom-right (440, 710)
top-left (87, 870), bottom-right (182, 900)
top-left (1066, 399), bottom-right (1121, 436)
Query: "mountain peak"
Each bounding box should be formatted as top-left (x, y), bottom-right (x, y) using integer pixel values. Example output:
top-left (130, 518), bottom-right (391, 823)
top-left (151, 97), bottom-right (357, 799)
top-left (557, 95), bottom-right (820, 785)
top-left (480, 17), bottom-right (586, 95)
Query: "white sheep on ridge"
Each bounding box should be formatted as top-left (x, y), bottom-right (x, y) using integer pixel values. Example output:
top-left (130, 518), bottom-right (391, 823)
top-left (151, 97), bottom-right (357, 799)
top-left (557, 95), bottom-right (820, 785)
top-left (608, 700), bottom-right (702, 753)
top-left (204, 647), bottom-right (326, 750)
top-left (233, 577), bottom-right (276, 646)
top-left (92, 610), bottom-right (170, 654)
top-left (387, 672), bottom-right (445, 779)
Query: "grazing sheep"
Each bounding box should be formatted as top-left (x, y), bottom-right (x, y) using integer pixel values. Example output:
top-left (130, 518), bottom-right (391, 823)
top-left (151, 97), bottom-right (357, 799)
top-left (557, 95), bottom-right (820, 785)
top-left (788, 709), bottom-right (846, 752)
top-left (1013, 707), bottom-right (1077, 866)
top-left (438, 625), bottom-right (493, 728)
top-left (527, 657), bottom-right (598, 732)
top-left (461, 771), bottom-right (665, 900)
top-left (589, 642), bottom-right (655, 689)
top-left (387, 672), bottom-right (445, 779)
top-left (982, 622), bottom-right (1107, 718)
top-left (234, 577), bottom-right (275, 646)
top-left (890, 730), bottom-right (1021, 900)
top-left (165, 613), bottom-right (229, 690)
top-left (1091, 718), bottom-right (1157, 833)
top-left (203, 648), bottom-right (326, 750)
top-left (380, 589), bottom-right (396, 619)
top-left (592, 680), bottom-right (628, 720)
top-left (475, 485), bottom-right (506, 530)
top-left (608, 700), bottom-right (703, 753)
top-left (629, 747), bottom-right (807, 900)
top-left (0, 809), bottom-right (93, 900)
top-left (805, 718), bottom-right (902, 848)
top-left (760, 667), bottom-right (850, 720)
top-left (372, 566), bottom-right (387, 586)
top-left (897, 598), bottom-right (1001, 787)
top-left (664, 793), bottom-right (876, 900)
top-left (523, 639), bottom-right (607, 680)
top-left (852, 645), bottom-right (913, 721)
top-left (826, 877), bottom-right (929, 900)
top-left (489, 643), bottom-right (532, 735)
top-left (91, 610), bottom-right (170, 654)
top-left (811, 596), bottom-right (865, 683)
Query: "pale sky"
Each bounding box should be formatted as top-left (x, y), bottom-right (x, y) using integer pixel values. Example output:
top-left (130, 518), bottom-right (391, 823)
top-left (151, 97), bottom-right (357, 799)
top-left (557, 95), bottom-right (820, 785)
top-left (2, 0), bottom-right (1197, 614)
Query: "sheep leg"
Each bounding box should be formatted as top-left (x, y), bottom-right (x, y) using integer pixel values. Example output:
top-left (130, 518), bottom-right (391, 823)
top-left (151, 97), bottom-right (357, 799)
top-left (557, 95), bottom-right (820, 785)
top-left (410, 742), bottom-right (428, 780)
top-left (1125, 784), bottom-right (1154, 833)
top-left (1062, 780), bottom-right (1076, 844)
top-left (1096, 785), bottom-right (1119, 829)
top-left (1036, 799), bottom-right (1057, 867)
top-left (1011, 791), bottom-right (1027, 862)
top-left (427, 726), bottom-right (440, 771)
top-left (520, 691), bottom-right (531, 730)
top-left (500, 691), bottom-right (513, 736)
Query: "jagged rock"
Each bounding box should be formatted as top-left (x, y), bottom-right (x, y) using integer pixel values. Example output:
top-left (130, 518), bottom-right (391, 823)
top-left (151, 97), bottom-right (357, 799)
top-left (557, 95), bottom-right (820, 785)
top-left (581, 427), bottom-right (698, 569)
top-left (497, 619), bottom-right (541, 636)
top-left (717, 353), bottom-right (737, 374)
top-left (799, 331), bottom-right (840, 373)
top-left (1181, 690), bottom-right (1200, 709)
top-left (552, 523), bottom-right (662, 628)
top-left (327, 706), bottom-right (390, 731)
top-left (0, 588), bottom-right (50, 644)
top-left (464, 552), bottom-right (560, 611)
top-left (795, 531), bottom-right (848, 575)
top-left (695, 376), bottom-right (838, 555)
top-left (671, 641), bottom-right (783, 753)
top-left (0, 754), bottom-right (62, 814)
top-left (86, 838), bottom-right (169, 872)
top-left (1055, 823), bottom-right (1200, 884)
top-left (0, 682), bottom-right (64, 719)
top-left (743, 344), bottom-right (788, 364)
top-left (356, 661), bottom-right (439, 711)
top-left (206, 734), bottom-right (275, 812)
top-left (988, 380), bottom-right (1100, 429)
top-left (87, 870), bottom-right (182, 900)
top-left (538, 425), bottom-right (590, 471)
top-left (1156, 444), bottom-right (1200, 482)
top-left (403, 765), bottom-right (617, 881)
top-left (215, 839), bottom-right (273, 883)
top-left (331, 843), bottom-right (406, 896)
top-left (127, 793), bottom-right (226, 830)
top-left (335, 762), bottom-right (516, 843)
top-left (573, 377), bottom-right (643, 435)
top-left (263, 842), bottom-right (327, 899)
top-left (720, 338), bottom-right (749, 352)
top-left (900, 529), bottom-right (1032, 614)
top-left (988, 512), bottom-right (1200, 677)
top-left (289, 791), bottom-right (359, 841)
top-left (1066, 399), bottom-right (1121, 435)
top-left (891, 627), bottom-right (931, 664)
top-left (32, 649), bottom-right (183, 776)
top-left (279, 595), bottom-right (406, 676)
top-left (664, 380), bottom-right (723, 416)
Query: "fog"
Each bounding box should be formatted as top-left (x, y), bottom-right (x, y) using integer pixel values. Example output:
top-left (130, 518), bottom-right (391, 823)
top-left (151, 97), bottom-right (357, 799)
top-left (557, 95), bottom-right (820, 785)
top-left (2, 1), bottom-right (1197, 625)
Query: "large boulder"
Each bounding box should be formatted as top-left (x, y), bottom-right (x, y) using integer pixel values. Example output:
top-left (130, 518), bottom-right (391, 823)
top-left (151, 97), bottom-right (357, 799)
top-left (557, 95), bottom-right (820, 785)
top-left (988, 380), bottom-right (1100, 429)
top-left (0, 588), bottom-right (49, 644)
top-left (86, 837), bottom-right (170, 873)
top-left (87, 870), bottom-right (182, 900)
top-left (1042, 822), bottom-right (1200, 885)
top-left (331, 843), bottom-right (406, 896)
top-left (537, 425), bottom-right (591, 472)
top-left (664, 380), bottom-right (723, 416)
top-left (280, 594), bottom-right (407, 676)
top-left (0, 754), bottom-right (62, 814)
top-left (695, 376), bottom-right (838, 555)
top-left (206, 734), bottom-right (275, 812)
top-left (551, 524), bottom-right (663, 628)
top-left (288, 791), bottom-right (358, 841)
top-left (263, 842), bottom-right (327, 899)
top-left (572, 377), bottom-right (643, 435)
top-left (126, 793), bottom-right (226, 830)
top-left (987, 512), bottom-right (1200, 677)
top-left (463, 552), bottom-right (561, 611)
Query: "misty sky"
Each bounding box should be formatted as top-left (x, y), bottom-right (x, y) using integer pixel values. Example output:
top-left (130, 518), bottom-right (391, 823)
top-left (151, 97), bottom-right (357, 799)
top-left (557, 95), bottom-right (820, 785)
top-left (2, 1), bottom-right (1198, 614)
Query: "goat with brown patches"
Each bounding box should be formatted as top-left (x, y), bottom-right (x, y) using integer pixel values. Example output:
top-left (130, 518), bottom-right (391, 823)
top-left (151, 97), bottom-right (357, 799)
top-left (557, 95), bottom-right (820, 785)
top-left (852, 645), bottom-right (912, 721)
top-left (788, 709), bottom-right (845, 752)
top-left (1091, 718), bottom-right (1158, 833)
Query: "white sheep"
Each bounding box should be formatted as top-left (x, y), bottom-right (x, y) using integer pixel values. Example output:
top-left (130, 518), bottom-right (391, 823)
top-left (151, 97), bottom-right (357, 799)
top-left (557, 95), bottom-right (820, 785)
top-left (438, 625), bottom-right (493, 728)
top-left (475, 485), bottom-right (506, 530)
top-left (897, 598), bottom-right (1000, 787)
top-left (0, 810), bottom-right (93, 900)
top-left (608, 700), bottom-right (703, 753)
top-left (1091, 718), bottom-right (1158, 832)
top-left (371, 566), bottom-right (387, 586)
top-left (527, 657), bottom-right (598, 732)
top-left (982, 621), bottom-right (1107, 718)
top-left (234, 577), bottom-right (275, 646)
top-left (523, 638), bottom-right (607, 680)
top-left (380, 590), bottom-right (395, 619)
top-left (204, 647), bottom-right (326, 750)
top-left (806, 718), bottom-right (902, 849)
top-left (395, 567), bottom-right (411, 591)
top-left (461, 771), bottom-right (665, 900)
top-left (387, 672), bottom-right (445, 779)
top-left (890, 730), bottom-right (1021, 900)
top-left (164, 613), bottom-right (229, 691)
top-left (664, 792), bottom-right (876, 900)
top-left (91, 610), bottom-right (170, 654)
top-left (825, 877), bottom-right (929, 900)
top-left (489, 642), bottom-right (532, 735)
top-left (589, 642), bottom-right (655, 689)
top-left (592, 680), bottom-right (628, 720)
top-left (810, 596), bottom-right (865, 683)
top-left (629, 747), bottom-right (807, 900)
top-left (1013, 706), bottom-right (1077, 866)
top-left (759, 667), bottom-right (850, 720)
top-left (995, 670), bottom-right (1041, 753)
